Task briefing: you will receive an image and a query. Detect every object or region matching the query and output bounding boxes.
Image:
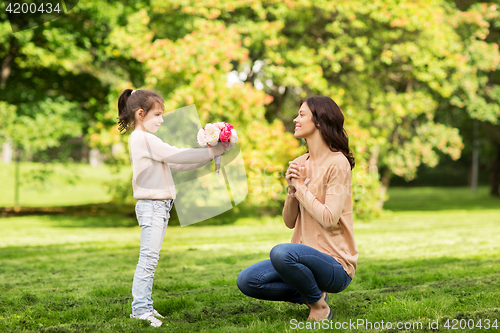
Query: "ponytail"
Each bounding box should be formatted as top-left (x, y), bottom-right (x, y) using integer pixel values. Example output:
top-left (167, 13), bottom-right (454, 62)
top-left (118, 89), bottom-right (134, 134)
top-left (117, 89), bottom-right (164, 134)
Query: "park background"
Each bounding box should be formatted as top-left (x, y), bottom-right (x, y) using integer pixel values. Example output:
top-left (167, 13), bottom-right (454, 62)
top-left (1, 0), bottom-right (499, 332)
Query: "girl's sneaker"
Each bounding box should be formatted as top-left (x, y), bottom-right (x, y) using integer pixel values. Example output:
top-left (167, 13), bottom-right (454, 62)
top-left (130, 312), bottom-right (162, 327)
top-left (152, 309), bottom-right (164, 318)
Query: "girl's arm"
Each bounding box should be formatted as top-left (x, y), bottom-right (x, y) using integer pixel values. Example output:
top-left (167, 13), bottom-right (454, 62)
top-left (293, 161), bottom-right (351, 231)
top-left (137, 131), bottom-right (222, 164)
top-left (168, 160), bottom-right (211, 172)
top-left (282, 193), bottom-right (299, 229)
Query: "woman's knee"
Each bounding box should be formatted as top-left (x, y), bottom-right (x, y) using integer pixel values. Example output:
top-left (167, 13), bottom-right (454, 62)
top-left (236, 267), bottom-right (253, 296)
top-left (270, 243), bottom-right (295, 266)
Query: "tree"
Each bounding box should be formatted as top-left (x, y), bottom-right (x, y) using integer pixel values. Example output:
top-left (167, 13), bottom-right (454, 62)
top-left (157, 1), bottom-right (478, 214)
top-left (5, 0), bottom-right (498, 216)
top-left (440, 0), bottom-right (500, 196)
top-left (0, 0), bottom-right (135, 204)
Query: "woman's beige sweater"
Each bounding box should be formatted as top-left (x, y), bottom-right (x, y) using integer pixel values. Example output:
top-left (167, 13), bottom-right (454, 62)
top-left (282, 151), bottom-right (358, 278)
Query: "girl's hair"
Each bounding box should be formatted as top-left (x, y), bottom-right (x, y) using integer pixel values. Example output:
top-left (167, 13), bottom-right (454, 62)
top-left (117, 89), bottom-right (164, 134)
top-left (301, 96), bottom-right (355, 170)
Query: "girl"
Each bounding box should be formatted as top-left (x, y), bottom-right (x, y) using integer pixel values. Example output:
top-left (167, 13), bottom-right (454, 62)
top-left (118, 89), bottom-right (226, 327)
top-left (237, 96), bottom-right (358, 321)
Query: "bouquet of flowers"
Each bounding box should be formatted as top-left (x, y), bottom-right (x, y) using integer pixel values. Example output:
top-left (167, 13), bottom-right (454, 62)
top-left (197, 122), bottom-right (238, 174)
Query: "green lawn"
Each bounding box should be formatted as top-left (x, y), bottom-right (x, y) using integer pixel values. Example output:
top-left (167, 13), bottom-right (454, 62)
top-left (0, 162), bottom-right (130, 207)
top-left (0, 186), bottom-right (499, 332)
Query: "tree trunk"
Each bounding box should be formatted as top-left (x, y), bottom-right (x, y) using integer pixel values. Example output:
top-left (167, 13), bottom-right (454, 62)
top-left (2, 141), bottom-right (13, 163)
top-left (368, 145), bottom-right (379, 176)
top-left (369, 145), bottom-right (389, 209)
top-left (490, 144), bottom-right (500, 197)
top-left (14, 146), bottom-right (21, 207)
top-left (471, 120), bottom-right (479, 195)
top-left (81, 134), bottom-right (89, 163)
top-left (377, 168), bottom-right (391, 209)
top-left (1, 39), bottom-right (15, 90)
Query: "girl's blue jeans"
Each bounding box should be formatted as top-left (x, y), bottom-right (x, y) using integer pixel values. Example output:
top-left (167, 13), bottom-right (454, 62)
top-left (131, 199), bottom-right (173, 316)
top-left (237, 243), bottom-right (352, 305)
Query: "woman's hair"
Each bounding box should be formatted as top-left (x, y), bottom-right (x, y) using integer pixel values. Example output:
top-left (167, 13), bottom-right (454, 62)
top-left (301, 96), bottom-right (355, 170)
top-left (117, 89), bottom-right (164, 134)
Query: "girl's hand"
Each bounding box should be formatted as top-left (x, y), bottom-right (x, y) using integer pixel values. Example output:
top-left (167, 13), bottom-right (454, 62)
top-left (212, 144), bottom-right (226, 157)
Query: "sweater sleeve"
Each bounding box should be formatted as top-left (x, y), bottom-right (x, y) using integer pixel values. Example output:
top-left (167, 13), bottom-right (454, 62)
top-left (141, 132), bottom-right (214, 164)
top-left (294, 163), bottom-right (350, 231)
top-left (168, 160), bottom-right (211, 171)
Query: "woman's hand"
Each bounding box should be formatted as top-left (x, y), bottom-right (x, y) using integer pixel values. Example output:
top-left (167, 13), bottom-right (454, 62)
top-left (287, 159), bottom-right (312, 193)
top-left (296, 161), bottom-right (309, 187)
top-left (291, 160), bottom-right (311, 188)
top-left (286, 162), bottom-right (299, 194)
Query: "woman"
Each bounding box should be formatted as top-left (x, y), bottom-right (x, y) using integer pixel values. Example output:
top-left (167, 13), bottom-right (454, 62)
top-left (237, 96), bottom-right (358, 321)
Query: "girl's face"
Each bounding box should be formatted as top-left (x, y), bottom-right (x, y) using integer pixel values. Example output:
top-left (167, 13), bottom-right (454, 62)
top-left (293, 102), bottom-right (316, 139)
top-left (136, 105), bottom-right (164, 133)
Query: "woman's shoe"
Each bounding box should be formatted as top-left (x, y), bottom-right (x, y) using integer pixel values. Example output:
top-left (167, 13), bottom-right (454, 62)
top-left (327, 307), bottom-right (333, 319)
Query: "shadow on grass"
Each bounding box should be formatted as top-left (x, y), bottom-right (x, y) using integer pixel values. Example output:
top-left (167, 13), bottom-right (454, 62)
top-left (0, 202), bottom-right (135, 218)
top-left (384, 186), bottom-right (500, 211)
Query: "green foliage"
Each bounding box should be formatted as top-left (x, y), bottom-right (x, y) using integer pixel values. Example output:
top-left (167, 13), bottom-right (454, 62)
top-left (3, 0), bottom-right (500, 218)
top-left (98, 9), bottom-right (303, 206)
top-left (117, 0), bottom-right (499, 217)
top-left (352, 164), bottom-right (383, 219)
top-left (0, 101), bottom-right (16, 141)
top-left (7, 97), bottom-right (82, 152)
top-left (103, 172), bottom-right (135, 204)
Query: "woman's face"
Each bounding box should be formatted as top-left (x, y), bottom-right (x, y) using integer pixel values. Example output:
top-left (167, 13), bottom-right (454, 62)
top-left (293, 102), bottom-right (316, 139)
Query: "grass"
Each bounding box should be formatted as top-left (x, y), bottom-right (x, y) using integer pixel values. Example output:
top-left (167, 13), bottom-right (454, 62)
top-left (384, 186), bottom-right (499, 211)
top-left (0, 185), bottom-right (499, 332)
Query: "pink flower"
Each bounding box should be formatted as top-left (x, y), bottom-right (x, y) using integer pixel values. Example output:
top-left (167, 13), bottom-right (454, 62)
top-left (220, 126), bottom-right (232, 142)
top-left (197, 121), bottom-right (237, 149)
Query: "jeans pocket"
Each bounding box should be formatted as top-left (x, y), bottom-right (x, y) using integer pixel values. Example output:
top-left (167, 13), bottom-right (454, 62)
top-left (154, 200), bottom-right (171, 213)
top-left (340, 276), bottom-right (352, 292)
top-left (166, 199), bottom-right (173, 212)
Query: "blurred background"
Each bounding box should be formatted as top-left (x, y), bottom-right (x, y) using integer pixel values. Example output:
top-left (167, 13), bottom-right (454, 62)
top-left (1, 0), bottom-right (499, 222)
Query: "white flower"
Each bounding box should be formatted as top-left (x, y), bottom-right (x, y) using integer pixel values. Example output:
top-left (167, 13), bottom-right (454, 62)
top-left (215, 122), bottom-right (226, 130)
top-left (204, 123), bottom-right (221, 146)
top-left (229, 128), bottom-right (239, 143)
top-left (197, 128), bottom-right (207, 147)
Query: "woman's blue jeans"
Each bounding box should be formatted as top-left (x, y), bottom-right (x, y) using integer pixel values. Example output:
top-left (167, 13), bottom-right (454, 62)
top-left (131, 199), bottom-right (173, 316)
top-left (237, 243), bottom-right (352, 305)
